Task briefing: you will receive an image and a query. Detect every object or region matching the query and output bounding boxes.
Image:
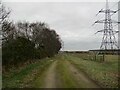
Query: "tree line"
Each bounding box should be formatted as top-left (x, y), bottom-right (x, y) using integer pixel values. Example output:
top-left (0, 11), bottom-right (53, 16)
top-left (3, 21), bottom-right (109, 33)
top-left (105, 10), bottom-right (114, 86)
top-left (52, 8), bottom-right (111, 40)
top-left (0, 2), bottom-right (62, 69)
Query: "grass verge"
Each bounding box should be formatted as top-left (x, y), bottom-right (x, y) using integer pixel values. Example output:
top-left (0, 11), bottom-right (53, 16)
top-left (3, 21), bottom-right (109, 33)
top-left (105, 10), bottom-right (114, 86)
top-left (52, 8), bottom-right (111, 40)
top-left (2, 58), bottom-right (54, 88)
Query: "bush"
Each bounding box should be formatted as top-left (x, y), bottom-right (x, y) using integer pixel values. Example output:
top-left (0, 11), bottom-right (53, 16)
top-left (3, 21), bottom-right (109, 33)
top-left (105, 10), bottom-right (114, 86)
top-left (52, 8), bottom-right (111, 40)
top-left (2, 37), bottom-right (35, 66)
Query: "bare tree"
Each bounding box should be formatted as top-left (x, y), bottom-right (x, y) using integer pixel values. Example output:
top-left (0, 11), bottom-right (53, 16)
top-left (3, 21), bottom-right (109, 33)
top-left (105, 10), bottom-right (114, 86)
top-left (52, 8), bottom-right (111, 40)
top-left (0, 1), bottom-right (11, 46)
top-left (0, 1), bottom-right (10, 24)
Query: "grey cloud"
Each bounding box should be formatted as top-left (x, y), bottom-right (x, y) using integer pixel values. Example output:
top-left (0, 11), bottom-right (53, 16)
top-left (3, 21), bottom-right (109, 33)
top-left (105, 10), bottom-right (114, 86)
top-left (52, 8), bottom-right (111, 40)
top-left (4, 2), bottom-right (118, 51)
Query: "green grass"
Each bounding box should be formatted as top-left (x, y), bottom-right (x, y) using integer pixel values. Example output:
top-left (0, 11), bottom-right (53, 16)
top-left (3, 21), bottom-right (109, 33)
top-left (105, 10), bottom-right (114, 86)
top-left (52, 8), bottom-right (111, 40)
top-left (57, 59), bottom-right (80, 88)
top-left (63, 53), bottom-right (118, 88)
top-left (2, 58), bottom-right (54, 88)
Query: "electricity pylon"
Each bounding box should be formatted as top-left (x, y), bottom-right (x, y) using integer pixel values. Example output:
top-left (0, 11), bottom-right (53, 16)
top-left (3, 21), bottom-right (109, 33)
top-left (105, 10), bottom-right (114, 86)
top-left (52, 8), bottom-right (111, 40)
top-left (93, 0), bottom-right (120, 50)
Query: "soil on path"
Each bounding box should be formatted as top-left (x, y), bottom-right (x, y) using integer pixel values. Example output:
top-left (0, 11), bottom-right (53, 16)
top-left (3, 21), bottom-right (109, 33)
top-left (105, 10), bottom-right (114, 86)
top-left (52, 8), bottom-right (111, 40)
top-left (66, 60), bottom-right (101, 88)
top-left (43, 60), bottom-right (61, 88)
top-left (34, 59), bottom-right (101, 88)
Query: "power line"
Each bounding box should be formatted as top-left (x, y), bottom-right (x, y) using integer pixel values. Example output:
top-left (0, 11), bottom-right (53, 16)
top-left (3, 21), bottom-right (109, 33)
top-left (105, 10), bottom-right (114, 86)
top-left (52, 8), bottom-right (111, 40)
top-left (93, 0), bottom-right (119, 50)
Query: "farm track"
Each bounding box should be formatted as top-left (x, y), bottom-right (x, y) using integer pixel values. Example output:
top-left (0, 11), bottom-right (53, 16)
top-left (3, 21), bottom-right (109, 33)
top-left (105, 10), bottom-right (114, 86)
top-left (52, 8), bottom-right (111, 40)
top-left (3, 54), bottom-right (118, 88)
top-left (43, 60), bottom-right (60, 88)
top-left (33, 59), bottom-right (101, 88)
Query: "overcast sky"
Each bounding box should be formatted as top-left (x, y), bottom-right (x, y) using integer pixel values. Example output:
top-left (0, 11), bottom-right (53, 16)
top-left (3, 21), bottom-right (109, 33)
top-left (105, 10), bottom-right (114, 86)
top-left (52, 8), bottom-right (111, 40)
top-left (3, 0), bottom-right (119, 51)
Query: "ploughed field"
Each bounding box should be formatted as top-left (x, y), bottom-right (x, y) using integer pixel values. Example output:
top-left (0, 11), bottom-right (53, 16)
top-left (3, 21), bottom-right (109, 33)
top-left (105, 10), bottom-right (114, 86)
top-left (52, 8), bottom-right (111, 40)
top-left (3, 53), bottom-right (118, 88)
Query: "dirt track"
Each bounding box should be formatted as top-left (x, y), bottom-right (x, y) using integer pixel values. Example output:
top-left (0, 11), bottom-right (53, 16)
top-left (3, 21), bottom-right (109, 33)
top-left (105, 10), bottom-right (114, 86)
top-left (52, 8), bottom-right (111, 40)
top-left (44, 60), bottom-right (59, 88)
top-left (66, 60), bottom-right (100, 88)
top-left (34, 59), bottom-right (100, 88)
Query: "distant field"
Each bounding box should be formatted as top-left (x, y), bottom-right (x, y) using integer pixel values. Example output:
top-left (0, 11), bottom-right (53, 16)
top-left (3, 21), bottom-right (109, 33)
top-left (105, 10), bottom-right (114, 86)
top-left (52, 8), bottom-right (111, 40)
top-left (65, 53), bottom-right (118, 88)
